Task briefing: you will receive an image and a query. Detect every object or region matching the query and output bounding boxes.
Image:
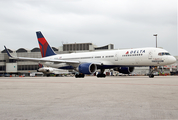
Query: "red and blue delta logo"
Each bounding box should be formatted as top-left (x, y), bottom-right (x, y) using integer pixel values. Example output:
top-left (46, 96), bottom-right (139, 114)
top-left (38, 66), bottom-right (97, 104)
top-left (125, 50), bottom-right (146, 55)
top-left (123, 50), bottom-right (146, 57)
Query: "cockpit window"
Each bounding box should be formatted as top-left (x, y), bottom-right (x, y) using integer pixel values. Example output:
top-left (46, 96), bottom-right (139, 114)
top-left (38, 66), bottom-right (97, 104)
top-left (158, 52), bottom-right (170, 56)
top-left (165, 53), bottom-right (170, 55)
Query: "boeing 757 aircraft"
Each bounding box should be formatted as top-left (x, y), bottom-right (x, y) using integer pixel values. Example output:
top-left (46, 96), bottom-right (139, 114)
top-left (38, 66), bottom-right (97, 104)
top-left (4, 31), bottom-right (176, 78)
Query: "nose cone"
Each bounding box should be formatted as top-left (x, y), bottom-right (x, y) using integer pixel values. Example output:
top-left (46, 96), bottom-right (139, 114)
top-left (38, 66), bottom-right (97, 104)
top-left (169, 56), bottom-right (176, 64)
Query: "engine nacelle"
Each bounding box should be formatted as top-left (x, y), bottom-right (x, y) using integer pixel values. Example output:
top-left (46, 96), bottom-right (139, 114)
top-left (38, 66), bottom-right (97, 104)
top-left (114, 67), bottom-right (134, 74)
top-left (77, 63), bottom-right (97, 74)
top-left (37, 68), bottom-right (53, 73)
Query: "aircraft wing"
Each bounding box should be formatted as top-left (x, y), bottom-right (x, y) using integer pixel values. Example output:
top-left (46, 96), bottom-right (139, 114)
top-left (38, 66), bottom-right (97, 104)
top-left (15, 57), bottom-right (80, 64)
top-left (4, 46), bottom-right (80, 64)
top-left (4, 46), bottom-right (102, 65)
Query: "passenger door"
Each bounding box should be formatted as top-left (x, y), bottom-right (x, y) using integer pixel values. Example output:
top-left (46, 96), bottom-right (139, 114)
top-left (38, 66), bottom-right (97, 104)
top-left (115, 53), bottom-right (118, 61)
top-left (148, 51), bottom-right (153, 59)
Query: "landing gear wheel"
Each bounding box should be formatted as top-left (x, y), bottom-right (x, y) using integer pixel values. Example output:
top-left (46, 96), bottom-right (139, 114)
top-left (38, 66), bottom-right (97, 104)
top-left (148, 66), bottom-right (158, 78)
top-left (97, 74), bottom-right (106, 78)
top-left (75, 74), bottom-right (85, 78)
top-left (97, 68), bottom-right (106, 78)
top-left (149, 74), bottom-right (154, 78)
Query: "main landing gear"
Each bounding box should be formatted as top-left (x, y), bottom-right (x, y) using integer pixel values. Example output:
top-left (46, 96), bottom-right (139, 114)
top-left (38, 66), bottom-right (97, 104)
top-left (97, 69), bottom-right (106, 78)
top-left (75, 73), bottom-right (85, 78)
top-left (97, 74), bottom-right (106, 78)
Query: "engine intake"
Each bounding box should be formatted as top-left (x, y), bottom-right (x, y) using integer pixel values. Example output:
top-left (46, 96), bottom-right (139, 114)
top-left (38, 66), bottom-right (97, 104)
top-left (77, 63), bottom-right (97, 74)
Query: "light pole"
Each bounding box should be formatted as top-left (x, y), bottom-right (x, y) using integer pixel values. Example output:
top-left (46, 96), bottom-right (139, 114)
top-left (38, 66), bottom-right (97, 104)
top-left (153, 34), bottom-right (157, 48)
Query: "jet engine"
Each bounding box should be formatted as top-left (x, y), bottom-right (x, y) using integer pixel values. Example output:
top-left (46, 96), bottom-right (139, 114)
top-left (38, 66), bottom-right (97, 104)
top-left (114, 67), bottom-right (134, 74)
top-left (76, 63), bottom-right (97, 74)
top-left (37, 68), bottom-right (53, 73)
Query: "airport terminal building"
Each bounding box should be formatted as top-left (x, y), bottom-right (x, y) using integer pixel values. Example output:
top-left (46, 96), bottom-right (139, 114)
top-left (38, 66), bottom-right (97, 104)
top-left (0, 43), bottom-right (177, 76)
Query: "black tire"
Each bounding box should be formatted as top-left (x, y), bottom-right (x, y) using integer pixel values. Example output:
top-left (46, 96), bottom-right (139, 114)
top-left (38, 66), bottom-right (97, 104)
top-left (75, 74), bottom-right (85, 78)
top-left (97, 74), bottom-right (106, 78)
top-left (149, 74), bottom-right (154, 78)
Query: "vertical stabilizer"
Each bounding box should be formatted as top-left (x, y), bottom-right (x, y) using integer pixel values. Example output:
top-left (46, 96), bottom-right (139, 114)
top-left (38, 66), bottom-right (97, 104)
top-left (36, 31), bottom-right (56, 57)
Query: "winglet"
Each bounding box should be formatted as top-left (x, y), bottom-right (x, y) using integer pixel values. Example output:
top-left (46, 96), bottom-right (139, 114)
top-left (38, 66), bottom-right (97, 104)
top-left (4, 46), bottom-right (12, 57)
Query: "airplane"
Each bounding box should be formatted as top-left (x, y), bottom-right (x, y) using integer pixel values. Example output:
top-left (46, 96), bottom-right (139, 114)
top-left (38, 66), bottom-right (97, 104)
top-left (4, 31), bottom-right (176, 78)
top-left (37, 64), bottom-right (73, 77)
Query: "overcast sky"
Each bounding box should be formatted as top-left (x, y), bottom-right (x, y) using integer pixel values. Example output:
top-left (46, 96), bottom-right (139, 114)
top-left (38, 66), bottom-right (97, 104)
top-left (0, 0), bottom-right (177, 55)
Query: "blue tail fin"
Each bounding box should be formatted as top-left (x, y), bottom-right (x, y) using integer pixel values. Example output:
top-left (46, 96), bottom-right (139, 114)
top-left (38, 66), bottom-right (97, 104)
top-left (36, 31), bottom-right (56, 57)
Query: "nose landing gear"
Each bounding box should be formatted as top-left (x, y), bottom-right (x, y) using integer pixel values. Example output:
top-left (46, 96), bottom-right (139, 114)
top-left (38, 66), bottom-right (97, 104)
top-left (148, 66), bottom-right (159, 78)
top-left (149, 74), bottom-right (154, 78)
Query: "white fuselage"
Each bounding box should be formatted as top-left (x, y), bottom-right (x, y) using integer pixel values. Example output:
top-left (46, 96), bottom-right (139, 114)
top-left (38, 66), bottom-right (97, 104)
top-left (41, 47), bottom-right (176, 69)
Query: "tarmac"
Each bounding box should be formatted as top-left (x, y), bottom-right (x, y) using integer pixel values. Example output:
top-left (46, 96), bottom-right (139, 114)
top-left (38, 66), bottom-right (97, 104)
top-left (0, 76), bottom-right (178, 120)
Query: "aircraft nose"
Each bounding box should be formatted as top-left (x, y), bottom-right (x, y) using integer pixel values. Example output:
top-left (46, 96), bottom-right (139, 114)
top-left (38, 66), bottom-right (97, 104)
top-left (169, 56), bottom-right (176, 64)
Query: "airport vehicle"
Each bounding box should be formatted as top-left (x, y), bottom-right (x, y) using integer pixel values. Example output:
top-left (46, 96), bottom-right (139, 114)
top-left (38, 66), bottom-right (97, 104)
top-left (4, 31), bottom-right (176, 78)
top-left (37, 64), bottom-right (72, 77)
